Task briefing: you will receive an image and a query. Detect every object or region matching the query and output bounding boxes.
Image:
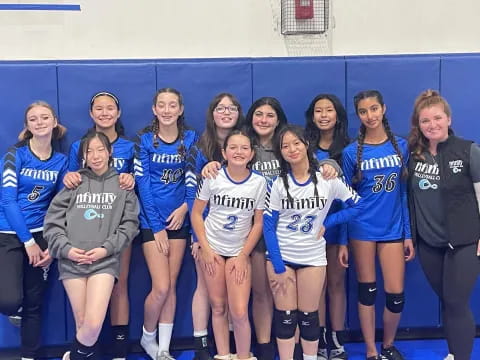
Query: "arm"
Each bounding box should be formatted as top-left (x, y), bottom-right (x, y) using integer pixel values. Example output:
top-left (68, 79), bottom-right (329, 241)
top-left (341, 149), bottom-right (355, 186)
top-left (323, 178), bottom-right (362, 228)
top-left (401, 150), bottom-right (412, 239)
top-left (134, 135), bottom-right (164, 233)
top-left (319, 158), bottom-right (342, 178)
top-left (102, 190), bottom-right (140, 256)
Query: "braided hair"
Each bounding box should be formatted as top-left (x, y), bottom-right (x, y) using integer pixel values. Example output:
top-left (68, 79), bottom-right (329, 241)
top-left (274, 125), bottom-right (320, 204)
top-left (353, 90), bottom-right (406, 183)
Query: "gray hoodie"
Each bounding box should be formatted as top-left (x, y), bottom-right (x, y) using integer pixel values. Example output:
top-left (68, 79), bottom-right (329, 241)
top-left (43, 167), bottom-right (139, 280)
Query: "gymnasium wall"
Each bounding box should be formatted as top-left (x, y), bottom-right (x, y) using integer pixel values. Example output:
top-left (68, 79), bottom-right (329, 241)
top-left (0, 53), bottom-right (479, 349)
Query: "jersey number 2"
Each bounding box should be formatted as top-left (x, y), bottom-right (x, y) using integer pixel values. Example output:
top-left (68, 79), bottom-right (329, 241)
top-left (223, 215), bottom-right (238, 230)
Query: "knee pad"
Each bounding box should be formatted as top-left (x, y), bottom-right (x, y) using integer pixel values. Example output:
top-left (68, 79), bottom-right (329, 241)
top-left (298, 311), bottom-right (320, 341)
top-left (358, 282), bottom-right (377, 306)
top-left (385, 292), bottom-right (405, 313)
top-left (274, 309), bottom-right (297, 339)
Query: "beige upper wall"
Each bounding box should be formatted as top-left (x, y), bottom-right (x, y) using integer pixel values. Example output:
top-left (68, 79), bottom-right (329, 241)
top-left (1, 0), bottom-right (479, 60)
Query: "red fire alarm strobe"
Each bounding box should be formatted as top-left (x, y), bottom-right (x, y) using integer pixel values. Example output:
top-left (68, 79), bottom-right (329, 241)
top-left (295, 0), bottom-right (314, 19)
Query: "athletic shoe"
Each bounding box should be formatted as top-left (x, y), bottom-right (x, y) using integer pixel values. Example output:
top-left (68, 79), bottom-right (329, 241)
top-left (366, 356), bottom-right (385, 360)
top-left (317, 348), bottom-right (328, 360)
top-left (8, 307), bottom-right (22, 327)
top-left (329, 348), bottom-right (348, 360)
top-left (112, 358), bottom-right (127, 360)
top-left (380, 345), bottom-right (404, 360)
top-left (62, 351), bottom-right (70, 360)
top-left (157, 351), bottom-right (175, 360)
top-left (444, 355), bottom-right (454, 360)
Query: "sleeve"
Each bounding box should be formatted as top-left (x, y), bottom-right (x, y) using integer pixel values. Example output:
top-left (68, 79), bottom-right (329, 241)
top-left (196, 177), bottom-right (211, 202)
top-left (43, 188), bottom-right (74, 259)
top-left (341, 148), bottom-right (356, 186)
top-left (319, 158), bottom-right (343, 176)
top-left (323, 177), bottom-right (362, 229)
top-left (469, 143), bottom-right (480, 183)
top-left (102, 190), bottom-right (140, 256)
top-left (400, 147), bottom-right (412, 239)
top-left (263, 179), bottom-right (286, 274)
top-left (55, 158), bottom-right (69, 193)
top-left (255, 178), bottom-right (267, 210)
top-left (185, 143), bottom-right (204, 213)
top-left (0, 146), bottom-right (33, 242)
top-left (68, 142), bottom-right (80, 172)
top-left (134, 135), bottom-right (164, 233)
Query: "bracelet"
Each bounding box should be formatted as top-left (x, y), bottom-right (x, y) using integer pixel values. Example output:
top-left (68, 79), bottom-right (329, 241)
top-left (24, 238), bottom-right (36, 247)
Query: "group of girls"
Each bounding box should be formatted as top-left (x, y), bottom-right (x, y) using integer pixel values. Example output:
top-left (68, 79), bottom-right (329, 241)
top-left (0, 86), bottom-right (477, 360)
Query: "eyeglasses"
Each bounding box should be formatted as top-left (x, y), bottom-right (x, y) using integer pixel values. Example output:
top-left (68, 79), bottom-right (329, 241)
top-left (215, 105), bottom-right (239, 114)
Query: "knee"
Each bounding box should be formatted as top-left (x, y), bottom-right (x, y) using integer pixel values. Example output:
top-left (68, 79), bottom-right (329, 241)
top-left (229, 306), bottom-right (249, 323)
top-left (385, 292), bottom-right (405, 313)
top-left (327, 275), bottom-right (345, 294)
top-left (298, 311), bottom-right (320, 341)
top-left (81, 318), bottom-right (104, 339)
top-left (358, 282), bottom-right (377, 306)
top-left (274, 309), bottom-right (297, 339)
top-left (150, 282), bottom-right (170, 303)
top-left (210, 300), bottom-right (227, 317)
top-left (252, 286), bottom-right (271, 304)
top-left (0, 294), bottom-right (22, 316)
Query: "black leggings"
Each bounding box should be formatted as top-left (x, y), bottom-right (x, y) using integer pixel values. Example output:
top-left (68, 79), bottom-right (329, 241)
top-left (0, 232), bottom-right (49, 358)
top-left (417, 239), bottom-right (480, 360)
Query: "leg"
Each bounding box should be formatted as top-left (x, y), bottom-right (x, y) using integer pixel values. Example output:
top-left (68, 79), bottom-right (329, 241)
top-left (251, 250), bottom-right (274, 345)
top-left (266, 261), bottom-right (298, 360)
top-left (110, 244), bottom-right (132, 358)
top-left (442, 243), bottom-right (480, 360)
top-left (158, 239), bottom-right (187, 355)
top-left (0, 235), bottom-right (23, 315)
top-left (377, 241), bottom-right (405, 349)
top-left (317, 272), bottom-right (327, 359)
top-left (296, 266), bottom-right (325, 357)
top-left (192, 255), bottom-right (212, 359)
top-left (63, 278), bottom-right (88, 332)
top-left (225, 257), bottom-right (253, 359)
top-left (203, 256), bottom-right (230, 357)
top-left (351, 240), bottom-right (378, 358)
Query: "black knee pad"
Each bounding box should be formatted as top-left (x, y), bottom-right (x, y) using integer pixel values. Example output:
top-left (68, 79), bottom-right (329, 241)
top-left (298, 311), bottom-right (320, 341)
top-left (385, 292), bottom-right (405, 313)
top-left (358, 282), bottom-right (377, 306)
top-left (274, 309), bottom-right (297, 339)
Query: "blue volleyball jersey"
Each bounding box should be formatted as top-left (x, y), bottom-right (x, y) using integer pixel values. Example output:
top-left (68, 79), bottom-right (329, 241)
top-left (69, 135), bottom-right (135, 173)
top-left (315, 148), bottom-right (347, 245)
top-left (134, 129), bottom-right (198, 232)
top-left (342, 136), bottom-right (411, 241)
top-left (0, 141), bottom-right (68, 241)
top-left (185, 143), bottom-right (209, 213)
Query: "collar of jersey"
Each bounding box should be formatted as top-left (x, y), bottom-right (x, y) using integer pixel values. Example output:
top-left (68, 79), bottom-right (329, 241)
top-left (223, 166), bottom-right (253, 185)
top-left (288, 171), bottom-right (312, 187)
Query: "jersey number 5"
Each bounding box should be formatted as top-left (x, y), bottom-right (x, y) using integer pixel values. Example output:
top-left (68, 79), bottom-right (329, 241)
top-left (372, 173), bottom-right (397, 193)
top-left (27, 185), bottom-right (45, 202)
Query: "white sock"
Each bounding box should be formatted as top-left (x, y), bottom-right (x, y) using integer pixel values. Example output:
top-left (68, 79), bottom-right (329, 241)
top-left (22, 358), bottom-right (34, 360)
top-left (303, 354), bottom-right (317, 360)
top-left (158, 323), bottom-right (174, 354)
top-left (141, 326), bottom-right (158, 359)
top-left (193, 328), bottom-right (208, 337)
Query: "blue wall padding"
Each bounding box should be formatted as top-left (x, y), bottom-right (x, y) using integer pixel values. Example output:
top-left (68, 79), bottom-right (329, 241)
top-left (155, 61), bottom-right (253, 134)
top-left (252, 58), bottom-right (346, 127)
top-left (0, 54), bottom-right (479, 349)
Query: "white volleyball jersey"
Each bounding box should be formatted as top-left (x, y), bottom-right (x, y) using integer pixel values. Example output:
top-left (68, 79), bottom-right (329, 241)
top-left (264, 172), bottom-right (359, 273)
top-left (197, 167), bottom-right (266, 256)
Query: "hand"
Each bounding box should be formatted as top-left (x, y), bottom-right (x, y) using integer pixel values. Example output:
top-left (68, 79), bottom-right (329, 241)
top-left (201, 247), bottom-right (221, 277)
top-left (320, 164), bottom-right (338, 180)
top-left (338, 245), bottom-right (349, 268)
top-left (201, 161), bottom-right (221, 179)
top-left (35, 249), bottom-right (53, 268)
top-left (191, 241), bottom-right (201, 261)
top-left (63, 172), bottom-right (82, 189)
top-left (404, 238), bottom-right (415, 261)
top-left (317, 225), bottom-right (326, 240)
top-left (118, 173), bottom-right (135, 190)
top-left (25, 243), bottom-right (42, 266)
top-left (166, 203), bottom-right (187, 231)
top-left (85, 247), bottom-right (108, 262)
top-left (230, 253), bottom-right (249, 285)
top-left (67, 247), bottom-right (92, 264)
top-left (154, 230), bottom-right (169, 255)
top-left (269, 271), bottom-right (295, 296)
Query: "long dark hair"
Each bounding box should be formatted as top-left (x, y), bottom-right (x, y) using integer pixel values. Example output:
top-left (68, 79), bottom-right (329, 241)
top-left (197, 93), bottom-right (244, 162)
top-left (274, 125), bottom-right (320, 203)
top-left (79, 131), bottom-right (113, 169)
top-left (353, 90), bottom-right (406, 183)
top-left (89, 91), bottom-right (125, 136)
top-left (305, 93), bottom-right (349, 164)
top-left (140, 88), bottom-right (188, 158)
top-left (244, 97), bottom-right (288, 147)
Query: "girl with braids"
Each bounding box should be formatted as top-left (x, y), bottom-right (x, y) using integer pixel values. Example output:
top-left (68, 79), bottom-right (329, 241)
top-left (0, 101), bottom-right (68, 360)
top-left (341, 90), bottom-right (414, 360)
top-left (202, 97), bottom-right (339, 360)
top-left (135, 88), bottom-right (198, 360)
top-left (263, 125), bottom-right (360, 360)
top-left (192, 129), bottom-right (266, 360)
top-left (185, 93), bottom-right (244, 360)
top-left (304, 94), bottom-right (350, 360)
top-left (408, 90), bottom-right (480, 360)
top-left (63, 91), bottom-right (135, 360)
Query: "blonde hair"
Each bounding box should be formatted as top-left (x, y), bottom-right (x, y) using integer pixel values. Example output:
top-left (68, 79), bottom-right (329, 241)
top-left (18, 101), bottom-right (67, 141)
top-left (408, 90), bottom-right (451, 160)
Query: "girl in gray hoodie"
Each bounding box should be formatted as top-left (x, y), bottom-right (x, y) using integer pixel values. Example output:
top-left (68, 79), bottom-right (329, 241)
top-left (43, 131), bottom-right (139, 360)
